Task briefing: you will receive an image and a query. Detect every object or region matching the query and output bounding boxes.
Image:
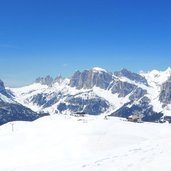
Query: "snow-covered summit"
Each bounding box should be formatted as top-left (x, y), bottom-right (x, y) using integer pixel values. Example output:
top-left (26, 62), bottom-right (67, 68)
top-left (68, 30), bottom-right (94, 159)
top-left (92, 67), bottom-right (107, 73)
top-left (140, 67), bottom-right (171, 86)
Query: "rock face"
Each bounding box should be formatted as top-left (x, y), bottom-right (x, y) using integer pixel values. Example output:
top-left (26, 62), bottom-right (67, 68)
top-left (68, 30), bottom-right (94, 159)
top-left (0, 80), bottom-right (11, 98)
top-left (159, 77), bottom-right (171, 104)
top-left (28, 92), bottom-right (61, 108)
top-left (129, 88), bottom-right (147, 101)
top-left (110, 81), bottom-right (137, 97)
top-left (57, 95), bottom-right (109, 115)
top-left (110, 99), bottom-right (163, 122)
top-left (0, 80), bottom-right (4, 89)
top-left (114, 68), bottom-right (148, 85)
top-left (35, 75), bottom-right (54, 86)
top-left (54, 76), bottom-right (64, 84)
top-left (0, 101), bottom-right (46, 125)
top-left (70, 69), bottom-right (112, 89)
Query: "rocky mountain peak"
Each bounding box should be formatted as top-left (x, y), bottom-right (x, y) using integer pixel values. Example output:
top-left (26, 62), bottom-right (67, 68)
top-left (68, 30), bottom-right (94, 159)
top-left (54, 75), bottom-right (65, 84)
top-left (35, 75), bottom-right (54, 86)
top-left (0, 79), bottom-right (11, 98)
top-left (69, 68), bottom-right (112, 89)
top-left (159, 76), bottom-right (171, 104)
top-left (114, 68), bottom-right (148, 85)
top-left (0, 80), bottom-right (5, 90)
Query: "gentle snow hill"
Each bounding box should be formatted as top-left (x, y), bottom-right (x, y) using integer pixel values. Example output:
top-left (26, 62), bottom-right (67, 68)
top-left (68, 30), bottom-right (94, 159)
top-left (0, 115), bottom-right (171, 171)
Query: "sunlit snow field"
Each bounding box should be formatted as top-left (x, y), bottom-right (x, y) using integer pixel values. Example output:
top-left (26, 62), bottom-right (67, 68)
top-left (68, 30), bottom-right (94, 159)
top-left (0, 115), bottom-right (171, 171)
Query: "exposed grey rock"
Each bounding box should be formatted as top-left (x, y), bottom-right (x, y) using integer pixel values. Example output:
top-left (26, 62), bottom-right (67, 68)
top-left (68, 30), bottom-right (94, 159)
top-left (29, 93), bottom-right (48, 106)
top-left (0, 80), bottom-right (12, 98)
top-left (139, 96), bottom-right (151, 103)
top-left (129, 88), bottom-right (147, 101)
top-left (57, 96), bottom-right (109, 115)
top-left (0, 80), bottom-right (5, 89)
top-left (0, 80), bottom-right (6, 96)
top-left (70, 69), bottom-right (112, 89)
top-left (28, 92), bottom-right (62, 108)
top-left (54, 75), bottom-right (64, 84)
top-left (0, 101), bottom-right (48, 125)
top-left (114, 68), bottom-right (148, 85)
top-left (57, 103), bottom-right (67, 112)
top-left (110, 81), bottom-right (137, 97)
top-left (163, 116), bottom-right (171, 123)
top-left (35, 75), bottom-right (54, 86)
top-left (110, 101), bottom-right (163, 122)
top-left (159, 77), bottom-right (171, 104)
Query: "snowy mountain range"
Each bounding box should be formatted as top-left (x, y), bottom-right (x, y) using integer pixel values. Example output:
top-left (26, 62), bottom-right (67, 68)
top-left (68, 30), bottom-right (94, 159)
top-left (1, 67), bottom-right (171, 125)
top-left (0, 80), bottom-right (48, 125)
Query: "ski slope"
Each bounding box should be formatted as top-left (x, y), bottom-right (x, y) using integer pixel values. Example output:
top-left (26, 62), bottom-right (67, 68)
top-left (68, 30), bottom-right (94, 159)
top-left (0, 115), bottom-right (171, 171)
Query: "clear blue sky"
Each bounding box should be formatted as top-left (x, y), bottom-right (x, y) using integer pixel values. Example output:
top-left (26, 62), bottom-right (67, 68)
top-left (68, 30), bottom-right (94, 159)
top-left (0, 0), bottom-right (171, 87)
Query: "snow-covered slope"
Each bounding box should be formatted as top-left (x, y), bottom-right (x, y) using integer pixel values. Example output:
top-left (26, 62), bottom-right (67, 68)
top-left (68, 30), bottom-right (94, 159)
top-left (11, 83), bottom-right (49, 112)
top-left (0, 115), bottom-right (171, 171)
top-left (140, 67), bottom-right (171, 116)
top-left (0, 80), bottom-right (48, 125)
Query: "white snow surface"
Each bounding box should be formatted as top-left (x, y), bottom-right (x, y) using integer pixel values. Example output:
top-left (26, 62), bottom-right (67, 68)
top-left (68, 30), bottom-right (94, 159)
top-left (140, 67), bottom-right (171, 86)
top-left (140, 68), bottom-right (171, 115)
top-left (0, 115), bottom-right (171, 171)
top-left (0, 93), bottom-right (15, 104)
top-left (93, 87), bottom-right (129, 111)
top-left (10, 83), bottom-right (48, 111)
top-left (92, 67), bottom-right (107, 73)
